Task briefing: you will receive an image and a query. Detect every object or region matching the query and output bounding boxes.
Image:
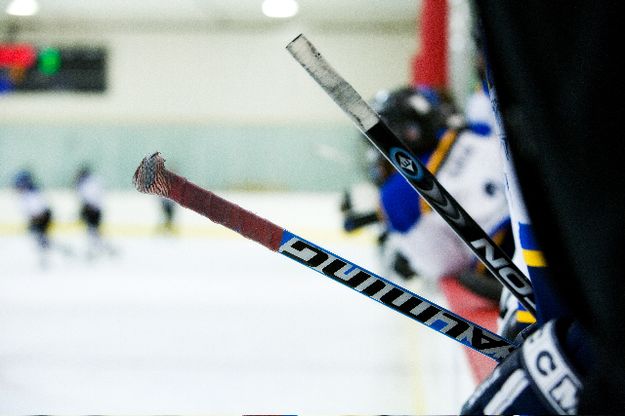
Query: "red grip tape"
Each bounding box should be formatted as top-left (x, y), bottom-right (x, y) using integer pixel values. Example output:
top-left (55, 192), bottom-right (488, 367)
top-left (168, 172), bottom-right (283, 251)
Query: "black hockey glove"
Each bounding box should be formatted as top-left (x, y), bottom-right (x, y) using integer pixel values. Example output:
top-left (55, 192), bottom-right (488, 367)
top-left (461, 319), bottom-right (582, 415)
top-left (342, 211), bottom-right (379, 232)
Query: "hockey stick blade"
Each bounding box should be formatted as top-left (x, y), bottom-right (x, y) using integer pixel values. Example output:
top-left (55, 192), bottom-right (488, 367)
top-left (133, 152), bottom-right (516, 362)
top-left (286, 34), bottom-right (537, 318)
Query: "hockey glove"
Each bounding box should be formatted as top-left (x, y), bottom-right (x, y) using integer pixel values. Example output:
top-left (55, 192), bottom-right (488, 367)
top-left (461, 319), bottom-right (582, 415)
top-left (342, 211), bottom-right (379, 232)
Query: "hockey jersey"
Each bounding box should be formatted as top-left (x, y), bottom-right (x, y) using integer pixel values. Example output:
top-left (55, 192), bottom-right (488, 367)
top-left (381, 123), bottom-right (509, 280)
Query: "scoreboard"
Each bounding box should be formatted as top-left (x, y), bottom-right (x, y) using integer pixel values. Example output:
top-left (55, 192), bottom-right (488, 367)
top-left (0, 43), bottom-right (107, 93)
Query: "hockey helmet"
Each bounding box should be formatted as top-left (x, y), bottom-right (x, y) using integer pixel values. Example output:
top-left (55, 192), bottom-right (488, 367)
top-left (13, 169), bottom-right (35, 191)
top-left (370, 86), bottom-right (450, 156)
top-left (75, 164), bottom-right (92, 185)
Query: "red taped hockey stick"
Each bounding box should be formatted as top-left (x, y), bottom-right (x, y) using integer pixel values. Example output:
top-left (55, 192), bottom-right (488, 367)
top-left (133, 152), bottom-right (516, 362)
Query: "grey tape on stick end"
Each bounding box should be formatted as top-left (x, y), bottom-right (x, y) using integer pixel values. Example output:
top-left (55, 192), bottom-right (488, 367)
top-left (286, 34), bottom-right (379, 132)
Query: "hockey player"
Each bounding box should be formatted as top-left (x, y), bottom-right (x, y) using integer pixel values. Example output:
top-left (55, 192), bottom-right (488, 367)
top-left (340, 85), bottom-right (512, 296)
top-left (376, 86), bottom-right (511, 287)
top-left (75, 165), bottom-right (114, 259)
top-left (13, 169), bottom-right (54, 266)
top-left (158, 196), bottom-right (176, 234)
top-left (459, 3), bottom-right (625, 413)
top-left (340, 86), bottom-right (453, 280)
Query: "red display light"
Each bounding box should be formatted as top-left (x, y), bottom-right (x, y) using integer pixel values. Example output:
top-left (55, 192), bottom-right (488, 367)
top-left (0, 43), bottom-right (37, 69)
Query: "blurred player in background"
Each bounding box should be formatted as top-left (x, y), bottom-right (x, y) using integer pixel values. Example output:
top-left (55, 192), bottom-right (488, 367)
top-left (382, 87), bottom-right (509, 289)
top-left (373, 86), bottom-right (455, 281)
top-left (158, 197), bottom-right (176, 234)
top-left (12, 169), bottom-right (64, 267)
top-left (75, 164), bottom-right (115, 259)
top-left (341, 85), bottom-right (510, 303)
top-left (341, 86), bottom-right (449, 281)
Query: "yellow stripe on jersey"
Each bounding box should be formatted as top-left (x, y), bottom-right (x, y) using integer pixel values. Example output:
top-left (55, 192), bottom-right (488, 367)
top-left (522, 248), bottom-right (547, 267)
top-left (420, 129), bottom-right (459, 214)
top-left (516, 309), bottom-right (537, 324)
top-left (474, 226), bottom-right (508, 273)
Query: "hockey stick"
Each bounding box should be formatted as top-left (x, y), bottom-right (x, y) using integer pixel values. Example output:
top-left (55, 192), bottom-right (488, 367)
top-left (133, 152), bottom-right (516, 362)
top-left (286, 34), bottom-right (536, 318)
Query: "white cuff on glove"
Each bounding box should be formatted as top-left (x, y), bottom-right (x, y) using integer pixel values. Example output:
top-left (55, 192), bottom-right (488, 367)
top-left (521, 320), bottom-right (582, 414)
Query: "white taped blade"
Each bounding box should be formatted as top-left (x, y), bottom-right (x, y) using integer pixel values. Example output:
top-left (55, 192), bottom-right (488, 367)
top-left (286, 34), bottom-right (379, 132)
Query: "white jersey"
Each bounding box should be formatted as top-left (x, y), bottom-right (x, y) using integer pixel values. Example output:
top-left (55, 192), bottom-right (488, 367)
top-left (465, 87), bottom-right (498, 129)
top-left (393, 126), bottom-right (510, 280)
top-left (77, 174), bottom-right (103, 208)
top-left (19, 190), bottom-right (49, 218)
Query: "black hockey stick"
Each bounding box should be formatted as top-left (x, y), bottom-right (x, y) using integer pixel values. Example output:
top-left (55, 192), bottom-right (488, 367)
top-left (133, 152), bottom-right (516, 362)
top-left (286, 34), bottom-right (536, 317)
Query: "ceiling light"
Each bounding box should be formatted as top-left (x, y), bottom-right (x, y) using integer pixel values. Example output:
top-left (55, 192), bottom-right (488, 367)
top-left (262, 0), bottom-right (299, 18)
top-left (6, 0), bottom-right (39, 16)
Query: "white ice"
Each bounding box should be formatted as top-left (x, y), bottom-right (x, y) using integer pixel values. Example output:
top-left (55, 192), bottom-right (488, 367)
top-left (0, 191), bottom-right (475, 414)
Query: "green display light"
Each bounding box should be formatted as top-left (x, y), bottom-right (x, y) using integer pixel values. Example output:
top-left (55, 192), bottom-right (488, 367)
top-left (38, 47), bottom-right (61, 75)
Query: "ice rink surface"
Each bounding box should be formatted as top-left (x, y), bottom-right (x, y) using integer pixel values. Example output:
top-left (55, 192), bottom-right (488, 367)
top-left (0, 191), bottom-right (475, 414)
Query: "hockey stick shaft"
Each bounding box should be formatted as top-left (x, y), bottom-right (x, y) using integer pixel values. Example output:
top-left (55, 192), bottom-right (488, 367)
top-left (133, 152), bottom-right (515, 362)
top-left (286, 34), bottom-right (537, 318)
